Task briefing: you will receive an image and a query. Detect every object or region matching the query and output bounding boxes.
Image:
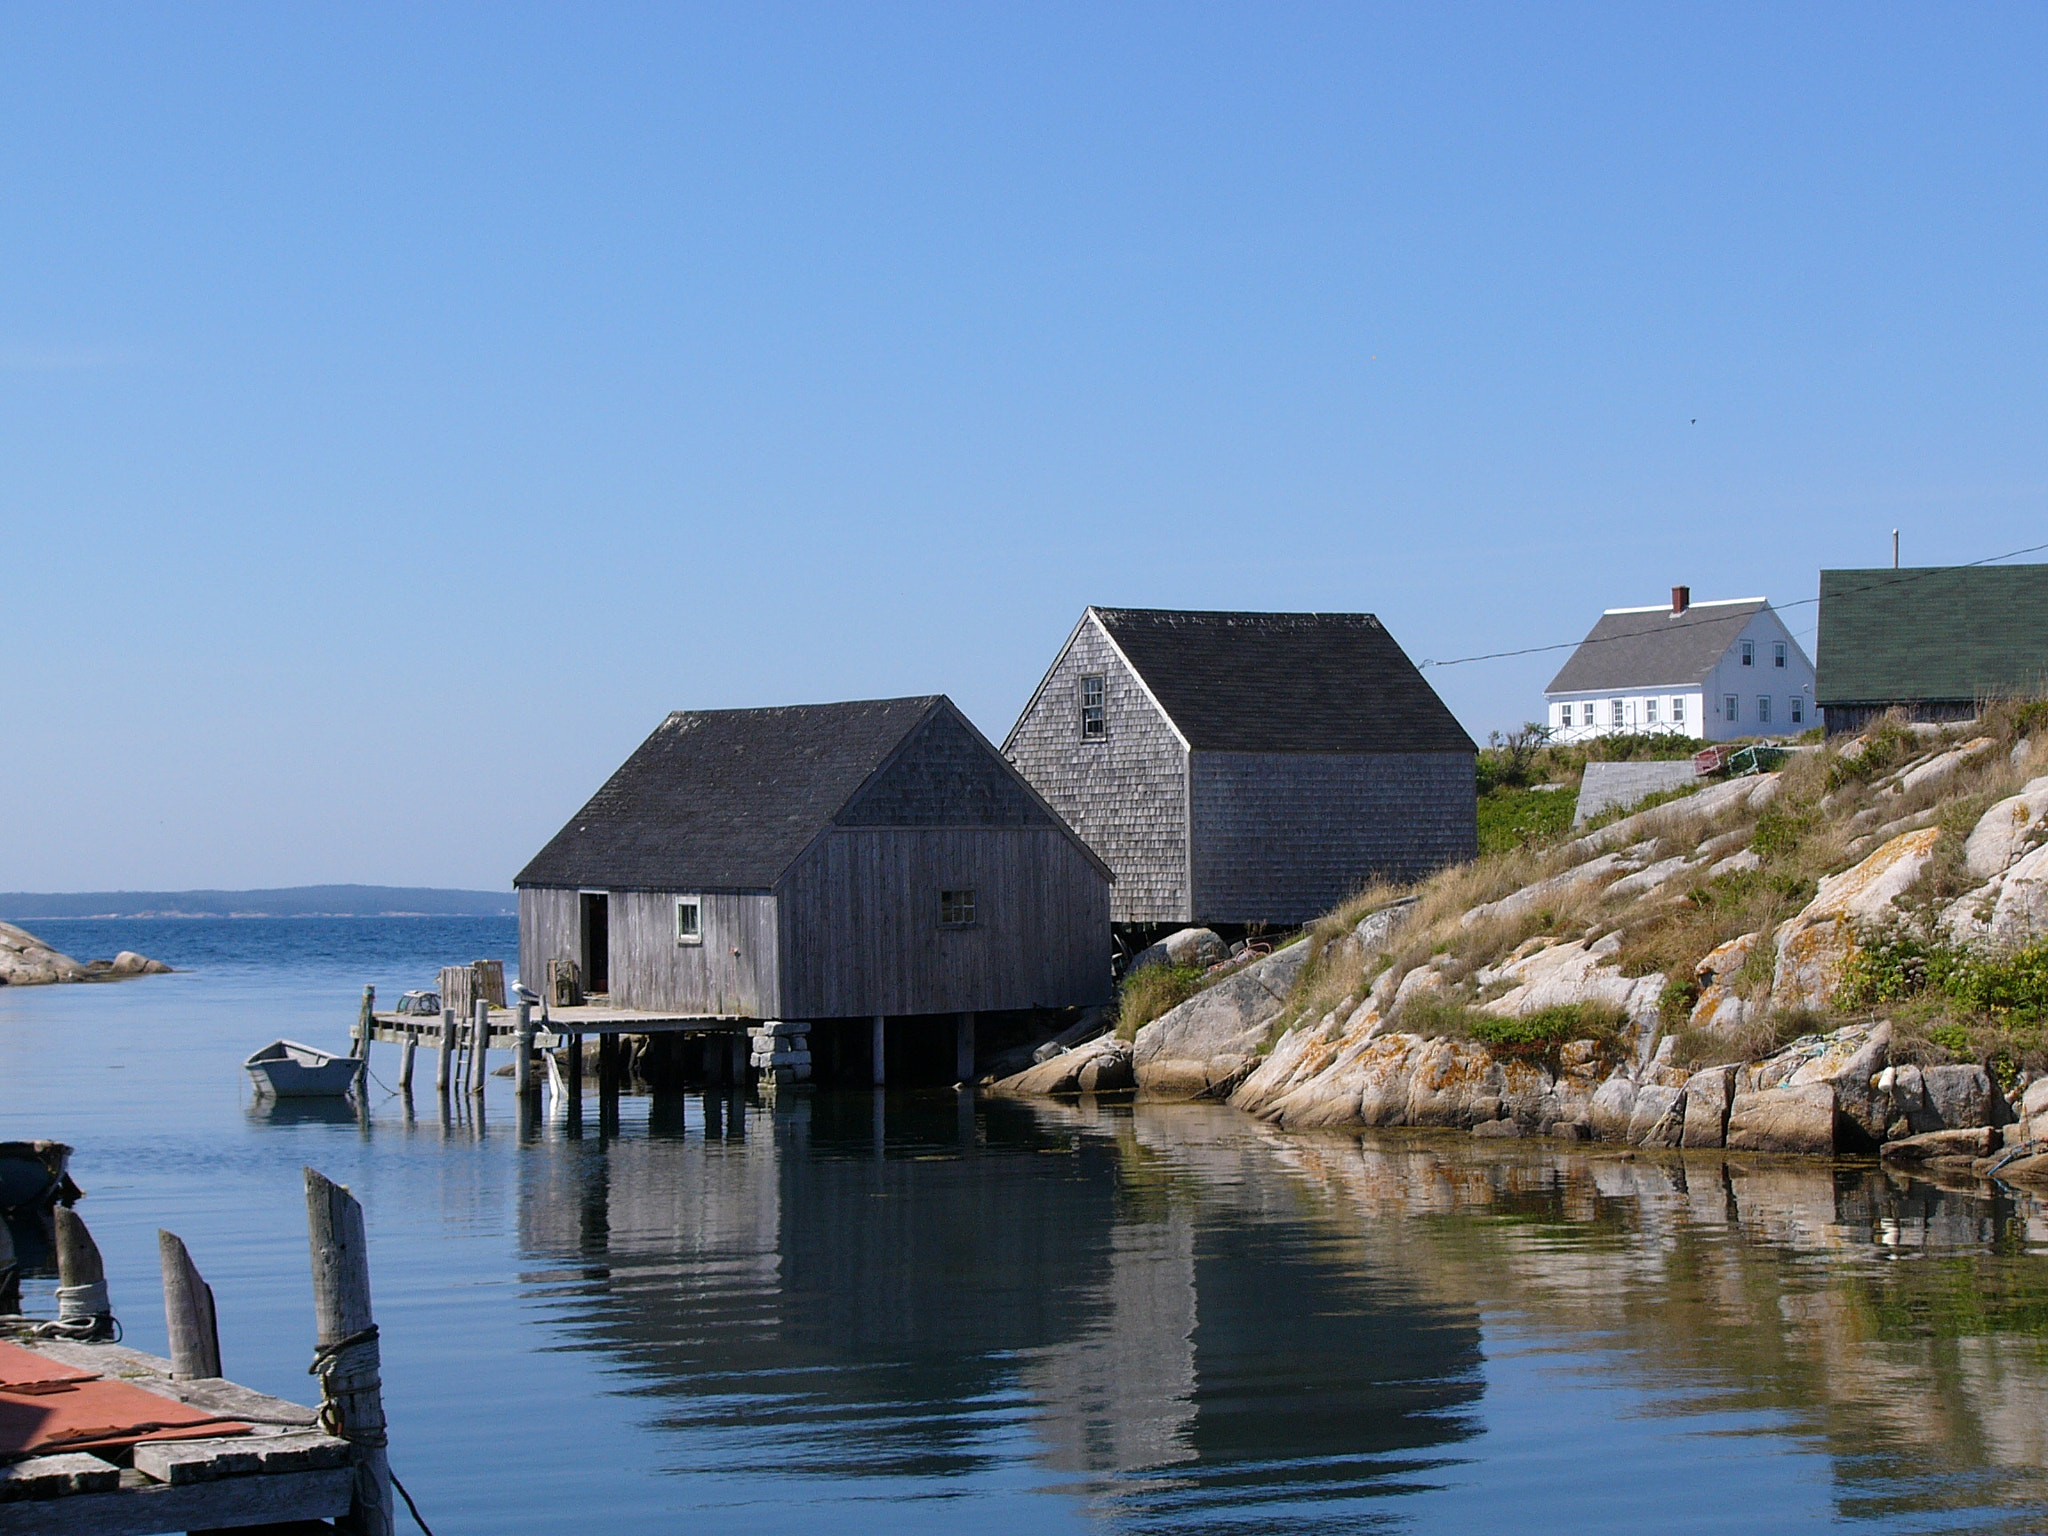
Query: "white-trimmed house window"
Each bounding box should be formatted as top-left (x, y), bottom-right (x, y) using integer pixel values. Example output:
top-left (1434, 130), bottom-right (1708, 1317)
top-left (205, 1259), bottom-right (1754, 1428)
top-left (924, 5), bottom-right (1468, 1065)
top-left (938, 888), bottom-right (977, 928)
top-left (675, 896), bottom-right (703, 946)
top-left (1790, 695), bottom-right (1805, 725)
top-left (1559, 703), bottom-right (1573, 728)
top-left (1724, 694), bottom-right (1740, 722)
top-left (1672, 695), bottom-right (1685, 725)
top-left (1741, 641), bottom-right (1755, 667)
top-left (1757, 696), bottom-right (1773, 725)
top-left (1645, 697), bottom-right (1659, 725)
top-left (1773, 642), bottom-right (1788, 669)
top-left (1611, 698), bottom-right (1625, 727)
top-left (1079, 675), bottom-right (1107, 740)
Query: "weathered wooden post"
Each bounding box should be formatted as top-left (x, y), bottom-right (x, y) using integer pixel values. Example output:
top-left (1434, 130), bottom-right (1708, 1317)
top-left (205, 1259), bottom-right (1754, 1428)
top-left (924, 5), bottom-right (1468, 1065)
top-left (568, 1032), bottom-right (584, 1104)
top-left (397, 1029), bottom-right (416, 1093)
top-left (305, 1167), bottom-right (394, 1536)
top-left (469, 998), bottom-right (490, 1096)
top-left (53, 1208), bottom-right (114, 1339)
top-left (514, 1003), bottom-right (534, 1097)
top-left (353, 986), bottom-right (375, 1090)
top-left (871, 1015), bottom-right (887, 1087)
top-left (435, 1007), bottom-right (456, 1096)
top-left (158, 1230), bottom-right (222, 1378)
top-left (955, 1011), bottom-right (975, 1086)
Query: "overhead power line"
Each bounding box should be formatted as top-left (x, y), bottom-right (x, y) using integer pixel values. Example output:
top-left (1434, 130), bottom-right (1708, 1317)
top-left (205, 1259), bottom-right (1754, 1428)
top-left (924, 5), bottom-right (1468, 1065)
top-left (1417, 538), bottom-right (2048, 671)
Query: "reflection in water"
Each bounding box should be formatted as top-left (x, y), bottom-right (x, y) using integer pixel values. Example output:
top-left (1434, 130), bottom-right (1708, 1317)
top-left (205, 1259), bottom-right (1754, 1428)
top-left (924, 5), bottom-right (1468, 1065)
top-left (504, 1091), bottom-right (2048, 1532)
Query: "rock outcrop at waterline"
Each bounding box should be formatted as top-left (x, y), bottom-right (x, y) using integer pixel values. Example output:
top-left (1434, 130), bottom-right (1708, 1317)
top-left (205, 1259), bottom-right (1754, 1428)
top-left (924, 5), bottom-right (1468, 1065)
top-left (1008, 716), bottom-right (2048, 1177)
top-left (0, 921), bottom-right (171, 985)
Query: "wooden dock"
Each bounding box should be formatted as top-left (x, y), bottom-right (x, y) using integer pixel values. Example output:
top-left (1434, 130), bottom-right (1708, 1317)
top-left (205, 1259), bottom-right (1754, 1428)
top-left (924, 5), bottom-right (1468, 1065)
top-left (0, 1336), bottom-right (352, 1534)
top-left (368, 1002), bottom-right (751, 1046)
top-left (2, 1169), bottom-right (401, 1535)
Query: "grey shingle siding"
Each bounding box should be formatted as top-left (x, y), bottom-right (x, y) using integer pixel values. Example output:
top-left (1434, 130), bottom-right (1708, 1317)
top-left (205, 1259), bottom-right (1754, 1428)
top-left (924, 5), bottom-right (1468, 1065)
top-left (838, 708), bottom-right (1058, 828)
top-left (1189, 751), bottom-right (1476, 925)
top-left (1003, 620), bottom-right (1190, 924)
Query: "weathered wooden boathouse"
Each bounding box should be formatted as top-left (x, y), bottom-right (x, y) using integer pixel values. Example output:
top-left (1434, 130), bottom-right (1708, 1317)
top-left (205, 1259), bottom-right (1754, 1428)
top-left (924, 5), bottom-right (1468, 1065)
top-left (1004, 607), bottom-right (1477, 932)
top-left (515, 696), bottom-right (1113, 1083)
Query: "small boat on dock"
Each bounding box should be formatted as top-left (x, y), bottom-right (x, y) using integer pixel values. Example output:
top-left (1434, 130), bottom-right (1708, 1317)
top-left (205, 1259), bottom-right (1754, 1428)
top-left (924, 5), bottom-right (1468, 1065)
top-left (242, 1039), bottom-right (362, 1099)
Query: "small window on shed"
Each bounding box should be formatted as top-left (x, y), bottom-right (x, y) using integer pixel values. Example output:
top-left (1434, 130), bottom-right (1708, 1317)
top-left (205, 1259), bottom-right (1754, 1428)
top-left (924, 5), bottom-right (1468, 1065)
top-left (1672, 695), bottom-right (1685, 724)
top-left (675, 896), bottom-right (703, 946)
top-left (1724, 694), bottom-right (1740, 721)
top-left (1645, 697), bottom-right (1659, 725)
top-left (938, 888), bottom-right (977, 928)
top-left (1773, 642), bottom-right (1787, 669)
top-left (1741, 641), bottom-right (1755, 667)
top-left (1757, 696), bottom-right (1772, 725)
top-left (1080, 675), bottom-right (1106, 740)
top-left (1790, 695), bottom-right (1805, 725)
top-left (1559, 703), bottom-right (1573, 728)
top-left (1610, 698), bottom-right (1625, 727)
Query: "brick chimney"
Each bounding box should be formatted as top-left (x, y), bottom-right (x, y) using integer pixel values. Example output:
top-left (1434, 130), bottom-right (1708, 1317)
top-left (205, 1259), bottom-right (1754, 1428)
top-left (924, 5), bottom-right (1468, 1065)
top-left (1671, 585), bottom-right (1691, 616)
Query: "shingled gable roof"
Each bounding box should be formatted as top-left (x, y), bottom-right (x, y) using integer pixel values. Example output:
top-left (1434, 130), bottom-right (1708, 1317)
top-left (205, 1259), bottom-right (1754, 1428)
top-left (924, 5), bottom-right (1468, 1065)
top-left (1073, 607), bottom-right (1474, 754)
top-left (1817, 564), bottom-right (2048, 705)
top-left (1545, 599), bottom-right (1769, 694)
top-left (516, 696), bottom-right (1091, 892)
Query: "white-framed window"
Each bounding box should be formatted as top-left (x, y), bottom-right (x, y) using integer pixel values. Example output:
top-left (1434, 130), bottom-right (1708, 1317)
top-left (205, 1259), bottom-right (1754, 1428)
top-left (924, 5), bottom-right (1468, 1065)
top-left (1645, 697), bottom-right (1659, 724)
top-left (1757, 696), bottom-right (1772, 725)
top-left (1559, 702), bottom-right (1573, 728)
top-left (938, 888), bottom-right (977, 928)
top-left (1773, 642), bottom-right (1788, 669)
top-left (1672, 695), bottom-right (1685, 724)
top-left (675, 896), bottom-right (703, 946)
top-left (1611, 698), bottom-right (1626, 726)
top-left (1741, 641), bottom-right (1755, 667)
top-left (1079, 675), bottom-right (1106, 740)
top-left (1790, 696), bottom-right (1805, 725)
top-left (1724, 694), bottom-right (1739, 721)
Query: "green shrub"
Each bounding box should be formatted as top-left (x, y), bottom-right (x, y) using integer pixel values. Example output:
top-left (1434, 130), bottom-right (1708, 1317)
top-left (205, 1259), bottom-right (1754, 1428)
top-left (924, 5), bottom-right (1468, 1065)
top-left (1840, 929), bottom-right (2048, 1022)
top-left (1477, 786), bottom-right (1577, 854)
top-left (1115, 962), bottom-right (1206, 1040)
top-left (1462, 1003), bottom-right (1623, 1062)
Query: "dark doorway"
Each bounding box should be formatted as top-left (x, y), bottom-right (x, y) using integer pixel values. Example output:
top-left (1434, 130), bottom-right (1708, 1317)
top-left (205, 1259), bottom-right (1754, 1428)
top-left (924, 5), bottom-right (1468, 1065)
top-left (579, 892), bottom-right (610, 995)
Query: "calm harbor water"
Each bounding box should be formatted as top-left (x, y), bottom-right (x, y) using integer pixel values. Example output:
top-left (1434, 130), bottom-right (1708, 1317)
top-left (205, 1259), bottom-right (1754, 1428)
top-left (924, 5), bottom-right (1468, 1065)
top-left (4, 917), bottom-right (2048, 1534)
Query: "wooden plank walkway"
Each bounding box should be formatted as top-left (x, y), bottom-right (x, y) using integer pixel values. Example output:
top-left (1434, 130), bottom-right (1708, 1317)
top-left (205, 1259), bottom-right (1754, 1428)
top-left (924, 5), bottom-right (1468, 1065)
top-left (370, 1004), bottom-right (751, 1046)
top-left (0, 1335), bottom-right (352, 1535)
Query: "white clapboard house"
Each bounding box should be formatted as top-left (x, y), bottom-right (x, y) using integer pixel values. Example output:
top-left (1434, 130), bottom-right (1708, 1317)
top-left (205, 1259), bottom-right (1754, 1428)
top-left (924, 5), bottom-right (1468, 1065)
top-left (1545, 588), bottom-right (1815, 742)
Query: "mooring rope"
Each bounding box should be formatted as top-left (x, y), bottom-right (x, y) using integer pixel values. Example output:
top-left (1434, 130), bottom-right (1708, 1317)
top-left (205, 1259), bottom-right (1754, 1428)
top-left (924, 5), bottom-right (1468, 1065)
top-left (32, 1281), bottom-right (118, 1341)
top-left (307, 1324), bottom-right (438, 1535)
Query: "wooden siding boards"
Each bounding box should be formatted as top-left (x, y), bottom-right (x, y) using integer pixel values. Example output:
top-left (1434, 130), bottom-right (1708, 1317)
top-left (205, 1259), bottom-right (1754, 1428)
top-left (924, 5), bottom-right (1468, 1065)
top-left (777, 828), bottom-right (1111, 1017)
top-left (1189, 750), bottom-right (1476, 925)
top-left (1001, 616), bottom-right (1191, 924)
top-left (517, 695), bottom-right (1113, 1020)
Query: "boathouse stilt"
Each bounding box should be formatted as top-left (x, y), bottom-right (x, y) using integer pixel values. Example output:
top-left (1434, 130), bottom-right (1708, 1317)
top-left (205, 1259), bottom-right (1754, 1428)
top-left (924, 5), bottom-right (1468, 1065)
top-left (305, 1167), bottom-right (393, 1536)
top-left (435, 1007), bottom-right (456, 1096)
top-left (727, 1031), bottom-right (748, 1086)
top-left (397, 1033), bottom-right (416, 1093)
top-left (955, 1012), bottom-right (975, 1085)
top-left (470, 999), bottom-right (490, 1096)
top-left (872, 1015), bottom-right (887, 1086)
top-left (157, 1230), bottom-right (222, 1379)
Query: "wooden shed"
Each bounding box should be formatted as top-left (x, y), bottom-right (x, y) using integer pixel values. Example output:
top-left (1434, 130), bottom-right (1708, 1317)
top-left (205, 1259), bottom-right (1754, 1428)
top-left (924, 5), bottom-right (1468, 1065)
top-left (514, 697), bottom-right (1113, 1033)
top-left (1003, 608), bottom-right (1476, 932)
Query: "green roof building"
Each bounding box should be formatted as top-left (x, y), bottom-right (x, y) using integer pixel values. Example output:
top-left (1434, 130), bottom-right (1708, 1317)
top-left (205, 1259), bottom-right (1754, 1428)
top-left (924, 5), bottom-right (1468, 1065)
top-left (1815, 564), bottom-right (2048, 734)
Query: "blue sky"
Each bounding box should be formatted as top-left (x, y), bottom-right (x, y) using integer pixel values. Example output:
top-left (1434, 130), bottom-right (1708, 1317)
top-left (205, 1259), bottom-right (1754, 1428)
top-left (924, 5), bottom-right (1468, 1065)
top-left (5, 4), bottom-right (2045, 891)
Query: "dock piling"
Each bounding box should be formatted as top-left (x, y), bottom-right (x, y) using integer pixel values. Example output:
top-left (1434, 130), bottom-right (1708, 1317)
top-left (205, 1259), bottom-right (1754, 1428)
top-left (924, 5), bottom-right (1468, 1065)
top-left (305, 1167), bottom-right (394, 1536)
top-left (52, 1208), bottom-right (114, 1340)
top-left (514, 1003), bottom-right (534, 1097)
top-left (158, 1229), bottom-right (222, 1379)
top-left (435, 1007), bottom-right (456, 1096)
top-left (872, 1014), bottom-right (887, 1086)
top-left (353, 986), bottom-right (375, 1091)
top-left (470, 998), bottom-right (490, 1096)
top-left (397, 1031), bottom-right (416, 1093)
top-left (955, 1011), bottom-right (976, 1086)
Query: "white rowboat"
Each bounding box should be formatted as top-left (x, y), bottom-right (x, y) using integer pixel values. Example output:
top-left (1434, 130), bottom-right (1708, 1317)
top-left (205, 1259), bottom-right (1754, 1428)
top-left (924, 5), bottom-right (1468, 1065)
top-left (244, 1039), bottom-right (362, 1099)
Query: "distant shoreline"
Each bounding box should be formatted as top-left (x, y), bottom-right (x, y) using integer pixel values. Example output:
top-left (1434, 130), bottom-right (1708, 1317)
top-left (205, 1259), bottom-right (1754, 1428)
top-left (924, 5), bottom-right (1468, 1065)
top-left (0, 885), bottom-right (516, 921)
